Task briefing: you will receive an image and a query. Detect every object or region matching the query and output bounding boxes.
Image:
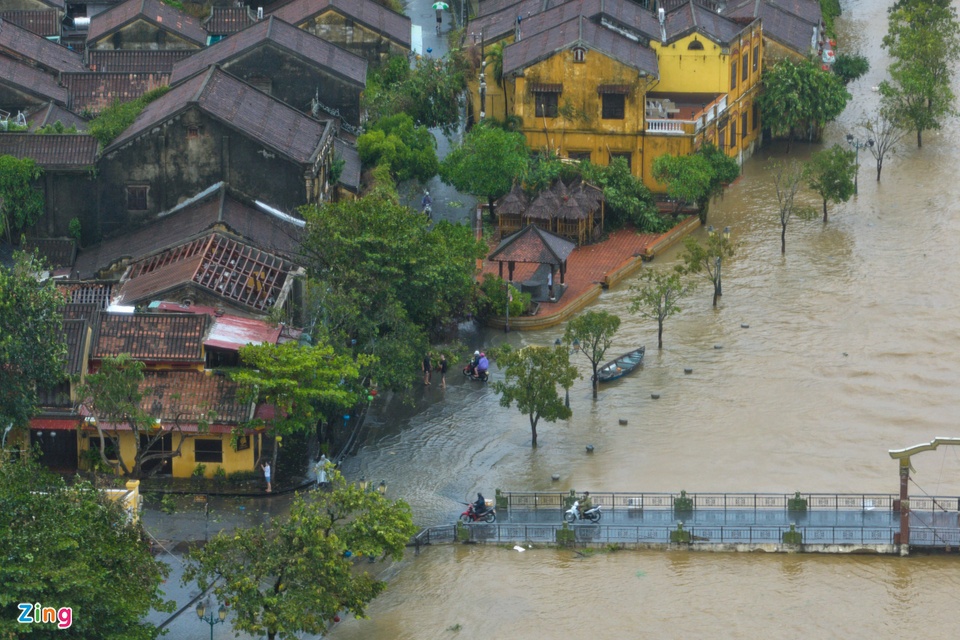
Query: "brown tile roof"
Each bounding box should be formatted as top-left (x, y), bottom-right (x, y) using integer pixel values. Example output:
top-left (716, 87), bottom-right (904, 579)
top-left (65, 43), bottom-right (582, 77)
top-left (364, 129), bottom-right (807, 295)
top-left (0, 9), bottom-right (60, 38)
top-left (61, 71), bottom-right (170, 113)
top-left (62, 317), bottom-right (89, 375)
top-left (0, 56), bottom-right (68, 104)
top-left (87, 0), bottom-right (206, 47)
top-left (203, 6), bottom-right (255, 35)
top-left (503, 16), bottom-right (658, 76)
top-left (91, 312), bottom-right (208, 362)
top-left (24, 237), bottom-right (77, 268)
top-left (116, 232), bottom-right (294, 312)
top-left (140, 370), bottom-right (252, 425)
top-left (74, 184), bottom-right (303, 278)
top-left (38, 0), bottom-right (65, 10)
top-left (333, 137), bottom-right (360, 193)
top-left (87, 49), bottom-right (194, 73)
top-left (0, 16), bottom-right (87, 73)
top-left (25, 101), bottom-right (88, 131)
top-left (171, 16), bottom-right (367, 87)
top-left (724, 0), bottom-right (815, 55)
top-left (488, 223), bottom-right (575, 265)
top-left (106, 66), bottom-right (332, 165)
top-left (0, 134), bottom-right (98, 169)
top-left (272, 0), bottom-right (411, 48)
top-left (63, 302), bottom-right (101, 320)
top-left (478, 0), bottom-right (568, 19)
top-left (58, 282), bottom-right (115, 307)
top-left (769, 0), bottom-right (821, 25)
top-left (664, 2), bottom-right (745, 45)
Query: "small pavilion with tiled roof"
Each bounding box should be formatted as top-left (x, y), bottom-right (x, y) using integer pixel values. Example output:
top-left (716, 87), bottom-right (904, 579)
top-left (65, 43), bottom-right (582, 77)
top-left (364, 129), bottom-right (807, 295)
top-left (488, 224), bottom-right (575, 300)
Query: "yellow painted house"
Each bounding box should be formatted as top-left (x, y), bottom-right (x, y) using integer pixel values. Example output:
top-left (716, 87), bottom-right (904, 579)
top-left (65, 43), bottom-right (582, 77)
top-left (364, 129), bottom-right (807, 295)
top-left (469, 0), bottom-right (762, 190)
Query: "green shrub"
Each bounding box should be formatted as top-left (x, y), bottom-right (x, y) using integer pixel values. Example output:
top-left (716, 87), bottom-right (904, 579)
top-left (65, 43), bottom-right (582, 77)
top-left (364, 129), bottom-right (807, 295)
top-left (475, 273), bottom-right (529, 320)
top-left (227, 470), bottom-right (260, 485)
top-left (88, 86), bottom-right (170, 147)
top-left (832, 53), bottom-right (870, 85)
top-left (192, 463), bottom-right (207, 478)
top-left (160, 494), bottom-right (177, 514)
top-left (68, 217), bottom-right (82, 241)
top-left (213, 466), bottom-right (227, 482)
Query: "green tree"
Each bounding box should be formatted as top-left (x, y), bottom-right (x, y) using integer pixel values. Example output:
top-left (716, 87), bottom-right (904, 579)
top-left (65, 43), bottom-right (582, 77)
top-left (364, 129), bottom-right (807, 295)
top-left (475, 273), bottom-right (529, 321)
top-left (770, 160), bottom-right (805, 255)
top-left (804, 144), bottom-right (856, 222)
top-left (485, 42), bottom-right (509, 121)
top-left (0, 250), bottom-right (66, 434)
top-left (232, 342), bottom-right (370, 473)
top-left (0, 457), bottom-right (172, 640)
top-left (629, 269), bottom-right (693, 349)
top-left (756, 58), bottom-right (852, 149)
top-left (0, 156), bottom-right (44, 243)
top-left (696, 143), bottom-right (741, 210)
top-left (491, 344), bottom-right (580, 447)
top-left (440, 121), bottom-right (529, 222)
top-left (651, 153), bottom-right (714, 214)
top-left (862, 110), bottom-right (908, 182)
top-left (880, 0), bottom-right (960, 147)
top-left (365, 54), bottom-right (468, 135)
top-left (185, 467), bottom-right (417, 640)
top-left (832, 53), bottom-right (870, 85)
top-left (679, 229), bottom-right (735, 307)
top-left (563, 310), bottom-right (621, 399)
top-left (357, 113), bottom-right (439, 184)
top-left (581, 158), bottom-right (666, 231)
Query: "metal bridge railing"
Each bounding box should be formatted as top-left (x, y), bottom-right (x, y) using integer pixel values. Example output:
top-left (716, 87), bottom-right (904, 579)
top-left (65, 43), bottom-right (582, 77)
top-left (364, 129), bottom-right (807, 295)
top-left (502, 491), bottom-right (904, 512)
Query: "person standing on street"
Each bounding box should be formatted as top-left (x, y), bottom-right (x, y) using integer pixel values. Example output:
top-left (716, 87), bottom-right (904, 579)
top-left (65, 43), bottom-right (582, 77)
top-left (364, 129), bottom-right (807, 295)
top-left (262, 462), bottom-right (272, 493)
top-left (423, 352), bottom-right (433, 386)
top-left (436, 8), bottom-right (442, 34)
top-left (438, 354), bottom-right (448, 389)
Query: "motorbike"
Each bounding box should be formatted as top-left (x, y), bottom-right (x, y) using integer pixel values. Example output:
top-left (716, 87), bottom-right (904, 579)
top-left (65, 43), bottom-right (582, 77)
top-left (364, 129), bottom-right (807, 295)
top-left (460, 502), bottom-right (497, 523)
top-left (564, 500), bottom-right (602, 524)
top-left (463, 362), bottom-right (489, 382)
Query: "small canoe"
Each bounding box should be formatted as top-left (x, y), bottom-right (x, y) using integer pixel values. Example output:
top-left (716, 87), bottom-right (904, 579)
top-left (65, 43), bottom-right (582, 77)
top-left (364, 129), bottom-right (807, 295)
top-left (595, 347), bottom-right (645, 383)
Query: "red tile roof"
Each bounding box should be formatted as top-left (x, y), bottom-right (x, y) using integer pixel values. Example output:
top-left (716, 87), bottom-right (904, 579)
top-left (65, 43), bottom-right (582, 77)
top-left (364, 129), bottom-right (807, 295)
top-left (61, 71), bottom-right (170, 113)
top-left (272, 0), bottom-right (411, 48)
top-left (24, 237), bottom-right (77, 268)
top-left (91, 312), bottom-right (208, 362)
top-left (0, 16), bottom-right (86, 72)
top-left (0, 134), bottom-right (98, 169)
top-left (116, 232), bottom-right (294, 312)
top-left (488, 224), bottom-right (576, 265)
top-left (105, 66), bottom-right (332, 165)
top-left (170, 16), bottom-right (367, 87)
top-left (203, 6), bottom-right (255, 35)
top-left (140, 370), bottom-right (252, 425)
top-left (87, 48), bottom-right (194, 73)
top-left (87, 0), bottom-right (206, 47)
top-left (24, 102), bottom-right (88, 131)
top-left (0, 56), bottom-right (68, 104)
top-left (152, 301), bottom-right (284, 350)
top-left (0, 9), bottom-right (60, 38)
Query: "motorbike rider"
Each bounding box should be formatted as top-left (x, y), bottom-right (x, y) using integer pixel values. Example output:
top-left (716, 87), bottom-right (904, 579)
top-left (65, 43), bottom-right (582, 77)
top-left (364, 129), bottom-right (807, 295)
top-left (467, 350), bottom-right (480, 376)
top-left (476, 352), bottom-right (489, 378)
top-left (473, 492), bottom-right (487, 515)
top-left (577, 491), bottom-right (593, 517)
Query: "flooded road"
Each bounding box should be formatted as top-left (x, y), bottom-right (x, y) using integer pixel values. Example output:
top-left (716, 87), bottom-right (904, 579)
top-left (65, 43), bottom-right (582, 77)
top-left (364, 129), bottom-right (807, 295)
top-left (332, 1), bottom-right (960, 637)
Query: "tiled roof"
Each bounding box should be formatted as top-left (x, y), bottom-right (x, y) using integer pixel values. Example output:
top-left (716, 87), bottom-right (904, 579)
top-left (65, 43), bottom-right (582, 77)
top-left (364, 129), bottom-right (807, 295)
top-left (0, 134), bottom-right (98, 169)
top-left (0, 17), bottom-right (87, 72)
top-left (334, 137), bottom-right (360, 193)
top-left (87, 0), bottom-right (206, 46)
top-left (91, 312), bottom-right (208, 362)
top-left (0, 56), bottom-right (69, 104)
top-left (74, 184), bottom-right (303, 278)
top-left (478, 0), bottom-right (568, 19)
top-left (116, 232), bottom-right (294, 312)
top-left (724, 0), bottom-right (815, 55)
top-left (87, 49), bottom-right (194, 72)
top-left (664, 2), bottom-right (744, 45)
top-left (203, 6), bottom-right (255, 35)
top-left (106, 66), bottom-right (332, 165)
top-left (62, 317), bottom-right (88, 375)
top-left (0, 10), bottom-right (60, 38)
top-left (25, 102), bottom-right (88, 131)
top-left (272, 0), bottom-right (411, 48)
top-left (140, 370), bottom-right (251, 425)
top-left (58, 282), bottom-right (114, 307)
top-left (61, 71), bottom-right (170, 113)
top-left (151, 301), bottom-right (285, 351)
top-left (770, 0), bottom-right (822, 25)
top-left (38, 0), bottom-right (65, 10)
top-left (503, 16), bottom-right (658, 76)
top-left (63, 302), bottom-right (101, 320)
top-left (24, 237), bottom-right (77, 268)
top-left (170, 16), bottom-right (367, 87)
top-left (488, 223), bottom-right (576, 265)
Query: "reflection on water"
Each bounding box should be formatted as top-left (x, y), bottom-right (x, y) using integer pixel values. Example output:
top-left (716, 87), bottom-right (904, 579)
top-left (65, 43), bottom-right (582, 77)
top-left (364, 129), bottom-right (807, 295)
top-left (333, 1), bottom-right (960, 636)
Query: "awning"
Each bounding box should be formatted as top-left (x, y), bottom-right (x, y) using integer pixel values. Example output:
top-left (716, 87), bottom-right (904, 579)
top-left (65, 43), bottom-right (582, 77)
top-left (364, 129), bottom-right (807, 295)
top-left (529, 83), bottom-right (563, 93)
top-left (30, 417), bottom-right (80, 431)
top-left (598, 84), bottom-right (630, 94)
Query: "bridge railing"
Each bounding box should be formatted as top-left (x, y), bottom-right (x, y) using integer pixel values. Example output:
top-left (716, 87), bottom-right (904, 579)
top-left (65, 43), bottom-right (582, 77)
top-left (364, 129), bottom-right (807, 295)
top-left (502, 491), bottom-right (900, 512)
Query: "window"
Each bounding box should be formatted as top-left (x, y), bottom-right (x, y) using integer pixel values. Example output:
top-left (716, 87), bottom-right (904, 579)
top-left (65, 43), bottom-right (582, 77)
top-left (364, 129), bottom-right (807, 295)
top-left (752, 103), bottom-right (759, 131)
top-left (601, 94), bottom-right (625, 120)
top-left (187, 126), bottom-right (199, 139)
top-left (573, 47), bottom-right (585, 63)
top-left (194, 439), bottom-right (223, 463)
top-left (730, 120), bottom-right (737, 148)
top-left (718, 126), bottom-right (726, 150)
top-left (688, 39), bottom-right (704, 50)
top-left (126, 185), bottom-right (147, 211)
top-left (730, 61), bottom-right (738, 90)
top-left (741, 111), bottom-right (748, 138)
top-left (88, 437), bottom-right (119, 461)
top-left (535, 92), bottom-right (559, 118)
top-left (742, 53), bottom-right (749, 81)
top-left (234, 435), bottom-right (250, 451)
top-left (567, 151), bottom-right (591, 161)
top-left (610, 152), bottom-right (632, 171)
top-left (753, 44), bottom-right (759, 71)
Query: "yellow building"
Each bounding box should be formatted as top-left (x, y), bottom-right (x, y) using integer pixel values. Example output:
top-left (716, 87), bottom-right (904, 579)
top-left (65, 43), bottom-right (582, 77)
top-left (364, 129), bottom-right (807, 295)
top-left (469, 1), bottom-right (762, 190)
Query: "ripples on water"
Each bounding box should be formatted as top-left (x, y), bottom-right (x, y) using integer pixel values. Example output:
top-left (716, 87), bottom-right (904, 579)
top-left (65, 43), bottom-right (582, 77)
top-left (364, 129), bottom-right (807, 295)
top-left (333, 1), bottom-right (960, 636)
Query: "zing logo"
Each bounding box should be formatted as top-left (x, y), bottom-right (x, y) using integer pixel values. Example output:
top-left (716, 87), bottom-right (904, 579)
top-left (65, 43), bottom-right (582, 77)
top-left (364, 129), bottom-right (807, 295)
top-left (18, 603), bottom-right (73, 629)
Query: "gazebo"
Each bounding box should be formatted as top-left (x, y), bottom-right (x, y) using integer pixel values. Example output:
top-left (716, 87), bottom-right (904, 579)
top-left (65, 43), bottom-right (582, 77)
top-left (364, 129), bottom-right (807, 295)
top-left (487, 224), bottom-right (576, 301)
top-left (495, 184), bottom-right (528, 236)
top-left (495, 178), bottom-right (605, 245)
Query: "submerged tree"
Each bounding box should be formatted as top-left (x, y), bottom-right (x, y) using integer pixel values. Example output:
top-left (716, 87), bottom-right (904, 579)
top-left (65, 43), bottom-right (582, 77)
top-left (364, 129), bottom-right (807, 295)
top-left (185, 467), bottom-right (417, 640)
top-left (679, 228), bottom-right (735, 307)
top-left (770, 160), bottom-right (805, 255)
top-left (804, 144), bottom-right (856, 223)
top-left (862, 110), bottom-right (908, 182)
top-left (492, 344), bottom-right (580, 447)
top-left (629, 270), bottom-right (693, 349)
top-left (563, 310), bottom-right (621, 399)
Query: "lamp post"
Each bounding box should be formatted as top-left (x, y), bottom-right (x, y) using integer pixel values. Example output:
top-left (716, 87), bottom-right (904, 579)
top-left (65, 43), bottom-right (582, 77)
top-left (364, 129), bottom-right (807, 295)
top-left (359, 476), bottom-right (367, 492)
top-left (377, 480), bottom-right (387, 496)
top-left (479, 60), bottom-right (488, 121)
top-left (707, 226), bottom-right (731, 300)
top-left (556, 338), bottom-right (580, 408)
top-left (196, 598), bottom-right (226, 640)
top-left (504, 281), bottom-right (511, 333)
top-left (845, 133), bottom-right (874, 196)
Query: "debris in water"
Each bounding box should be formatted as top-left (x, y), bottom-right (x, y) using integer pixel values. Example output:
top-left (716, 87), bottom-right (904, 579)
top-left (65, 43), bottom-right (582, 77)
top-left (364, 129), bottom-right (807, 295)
top-left (513, 545), bottom-right (525, 552)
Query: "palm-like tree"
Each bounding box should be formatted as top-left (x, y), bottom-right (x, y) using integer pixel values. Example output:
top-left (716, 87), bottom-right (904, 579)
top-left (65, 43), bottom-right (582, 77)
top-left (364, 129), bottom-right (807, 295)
top-left (485, 43), bottom-right (508, 121)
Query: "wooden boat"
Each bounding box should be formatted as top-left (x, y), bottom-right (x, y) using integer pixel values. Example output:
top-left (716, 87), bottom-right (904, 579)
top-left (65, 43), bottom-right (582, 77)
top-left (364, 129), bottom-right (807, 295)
top-left (595, 347), bottom-right (645, 383)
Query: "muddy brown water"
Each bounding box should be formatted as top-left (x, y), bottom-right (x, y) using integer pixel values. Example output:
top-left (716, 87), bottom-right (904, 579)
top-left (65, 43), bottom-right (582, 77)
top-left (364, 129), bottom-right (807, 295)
top-left (330, 1), bottom-right (960, 637)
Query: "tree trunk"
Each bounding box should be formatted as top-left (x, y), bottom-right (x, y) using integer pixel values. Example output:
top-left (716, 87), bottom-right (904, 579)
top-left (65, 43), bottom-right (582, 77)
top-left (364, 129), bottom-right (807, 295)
top-left (271, 436), bottom-right (279, 484)
top-left (530, 415), bottom-right (538, 447)
top-left (781, 223), bottom-right (787, 255)
top-left (591, 364), bottom-right (598, 399)
top-left (917, 129), bottom-right (923, 148)
top-left (657, 321), bottom-right (664, 349)
top-left (488, 195), bottom-right (496, 224)
top-left (877, 158), bottom-right (883, 182)
top-left (822, 198), bottom-right (828, 224)
top-left (712, 286), bottom-right (718, 307)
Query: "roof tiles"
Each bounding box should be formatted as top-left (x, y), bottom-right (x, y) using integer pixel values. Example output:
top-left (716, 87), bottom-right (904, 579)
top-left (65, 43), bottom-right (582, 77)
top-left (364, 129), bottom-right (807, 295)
top-left (87, 0), bottom-right (206, 46)
top-left (87, 49), bottom-right (194, 73)
top-left (91, 312), bottom-right (208, 362)
top-left (61, 71), bottom-right (170, 113)
top-left (0, 134), bottom-right (98, 169)
top-left (203, 6), bottom-right (255, 35)
top-left (0, 16), bottom-right (87, 72)
top-left (272, 0), bottom-right (411, 48)
top-left (140, 370), bottom-right (251, 425)
top-left (0, 55), bottom-right (68, 104)
top-left (0, 9), bottom-right (60, 38)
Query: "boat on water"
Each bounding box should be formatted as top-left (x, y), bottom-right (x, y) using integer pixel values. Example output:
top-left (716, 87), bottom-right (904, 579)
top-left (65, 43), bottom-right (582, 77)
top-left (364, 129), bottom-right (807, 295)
top-left (595, 346), bottom-right (645, 383)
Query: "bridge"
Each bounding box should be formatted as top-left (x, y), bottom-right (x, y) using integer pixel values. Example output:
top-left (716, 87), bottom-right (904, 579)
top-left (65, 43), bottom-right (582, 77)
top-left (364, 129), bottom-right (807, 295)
top-left (415, 491), bottom-right (960, 556)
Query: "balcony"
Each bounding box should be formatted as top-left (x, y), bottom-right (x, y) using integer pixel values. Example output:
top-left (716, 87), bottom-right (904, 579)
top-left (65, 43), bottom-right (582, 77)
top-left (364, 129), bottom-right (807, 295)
top-left (645, 93), bottom-right (728, 135)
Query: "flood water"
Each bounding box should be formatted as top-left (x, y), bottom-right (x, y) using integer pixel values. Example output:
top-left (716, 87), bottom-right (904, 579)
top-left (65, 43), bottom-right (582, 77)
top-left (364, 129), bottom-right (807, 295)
top-left (331, 1), bottom-right (960, 637)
